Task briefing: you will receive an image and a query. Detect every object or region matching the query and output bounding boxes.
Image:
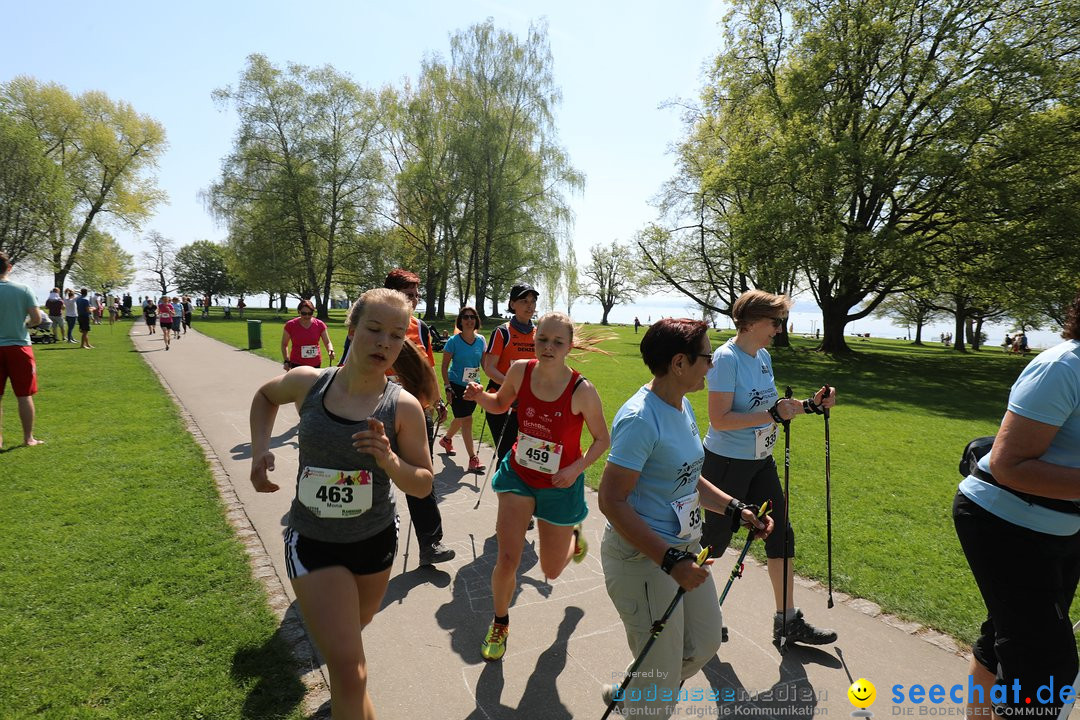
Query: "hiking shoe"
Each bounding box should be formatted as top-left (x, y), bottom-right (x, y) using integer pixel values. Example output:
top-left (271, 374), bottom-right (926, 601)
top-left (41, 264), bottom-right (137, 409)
top-left (438, 435), bottom-right (455, 455)
top-left (481, 621), bottom-right (509, 661)
top-left (773, 609), bottom-right (837, 647)
top-left (572, 524), bottom-right (588, 563)
top-left (468, 455), bottom-right (485, 472)
top-left (419, 542), bottom-right (456, 565)
top-left (601, 684), bottom-right (625, 715)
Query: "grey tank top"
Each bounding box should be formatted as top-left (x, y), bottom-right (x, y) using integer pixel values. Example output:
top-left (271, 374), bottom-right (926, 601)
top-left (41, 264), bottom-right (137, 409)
top-left (288, 367), bottom-right (400, 542)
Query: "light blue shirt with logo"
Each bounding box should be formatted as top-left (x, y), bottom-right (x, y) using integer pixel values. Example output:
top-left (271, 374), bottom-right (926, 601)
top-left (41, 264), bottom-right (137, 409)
top-left (702, 338), bottom-right (779, 460)
top-left (607, 385), bottom-right (706, 545)
top-left (444, 332), bottom-right (486, 385)
top-left (959, 339), bottom-right (1080, 535)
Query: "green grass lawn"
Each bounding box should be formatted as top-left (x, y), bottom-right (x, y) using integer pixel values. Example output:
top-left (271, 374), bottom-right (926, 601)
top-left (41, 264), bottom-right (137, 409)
top-left (0, 319), bottom-right (305, 719)
top-left (192, 307), bottom-right (1047, 645)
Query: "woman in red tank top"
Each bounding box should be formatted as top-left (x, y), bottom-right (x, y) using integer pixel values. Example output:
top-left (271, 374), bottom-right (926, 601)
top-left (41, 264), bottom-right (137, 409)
top-left (463, 312), bottom-right (610, 662)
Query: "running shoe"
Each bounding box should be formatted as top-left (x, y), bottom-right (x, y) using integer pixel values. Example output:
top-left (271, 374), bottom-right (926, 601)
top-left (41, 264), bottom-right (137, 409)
top-left (572, 524), bottom-right (588, 563)
top-left (481, 621), bottom-right (509, 661)
top-left (438, 435), bottom-right (455, 455)
top-left (419, 542), bottom-right (456, 565)
top-left (773, 609), bottom-right (837, 646)
top-left (468, 455), bottom-right (484, 472)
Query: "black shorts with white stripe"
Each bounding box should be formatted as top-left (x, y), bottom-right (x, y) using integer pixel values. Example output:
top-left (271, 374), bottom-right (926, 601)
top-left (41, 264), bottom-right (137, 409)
top-left (284, 519), bottom-right (398, 579)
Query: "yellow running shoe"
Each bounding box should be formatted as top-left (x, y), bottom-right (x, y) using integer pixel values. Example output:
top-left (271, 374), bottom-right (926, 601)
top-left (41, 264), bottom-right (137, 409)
top-left (481, 621), bottom-right (509, 661)
top-left (572, 524), bottom-right (588, 563)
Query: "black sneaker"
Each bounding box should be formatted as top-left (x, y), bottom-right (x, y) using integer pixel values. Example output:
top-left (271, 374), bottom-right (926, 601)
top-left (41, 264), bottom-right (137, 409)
top-left (773, 609), bottom-right (837, 646)
top-left (419, 542), bottom-right (456, 565)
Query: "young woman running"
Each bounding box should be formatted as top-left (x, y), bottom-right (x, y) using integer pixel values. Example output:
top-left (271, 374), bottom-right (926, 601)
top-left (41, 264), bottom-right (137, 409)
top-left (157, 296), bottom-right (175, 350)
top-left (249, 288), bottom-right (433, 720)
top-left (439, 306), bottom-right (487, 472)
top-left (282, 299), bottom-right (334, 369)
top-left (464, 312), bottom-right (610, 661)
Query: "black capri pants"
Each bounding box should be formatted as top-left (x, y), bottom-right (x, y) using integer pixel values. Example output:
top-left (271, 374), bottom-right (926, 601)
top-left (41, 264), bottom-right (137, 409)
top-left (953, 491), bottom-right (1080, 718)
top-left (700, 448), bottom-right (794, 560)
top-left (448, 382), bottom-right (478, 419)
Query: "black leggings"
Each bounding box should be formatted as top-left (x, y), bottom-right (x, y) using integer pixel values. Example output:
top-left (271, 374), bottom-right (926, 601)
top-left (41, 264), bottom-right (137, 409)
top-left (700, 449), bottom-right (794, 560)
top-left (953, 491), bottom-right (1080, 717)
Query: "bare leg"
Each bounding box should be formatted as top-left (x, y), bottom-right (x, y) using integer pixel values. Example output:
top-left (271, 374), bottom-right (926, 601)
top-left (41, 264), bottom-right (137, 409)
top-left (444, 417), bottom-right (463, 441)
top-left (767, 557), bottom-right (795, 611)
top-left (461, 417), bottom-right (475, 456)
top-left (17, 396), bottom-right (42, 445)
top-left (491, 492), bottom-right (534, 617)
top-left (966, 657), bottom-right (1002, 719)
top-left (291, 565), bottom-right (391, 720)
top-left (535, 520), bottom-right (577, 580)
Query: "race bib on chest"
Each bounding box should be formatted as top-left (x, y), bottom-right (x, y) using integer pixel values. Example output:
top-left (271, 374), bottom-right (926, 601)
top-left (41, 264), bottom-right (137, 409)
top-left (671, 492), bottom-right (703, 540)
top-left (462, 366), bottom-right (480, 383)
top-left (300, 344), bottom-right (319, 359)
top-left (298, 466), bottom-right (373, 518)
top-left (515, 432), bottom-right (563, 474)
top-left (754, 424), bottom-right (778, 459)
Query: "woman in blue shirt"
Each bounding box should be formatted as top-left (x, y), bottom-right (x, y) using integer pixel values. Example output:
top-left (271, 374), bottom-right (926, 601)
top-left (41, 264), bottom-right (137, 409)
top-left (954, 289), bottom-right (1080, 720)
top-left (599, 317), bottom-right (772, 717)
top-left (700, 290), bottom-right (836, 648)
top-left (439, 307), bottom-right (487, 473)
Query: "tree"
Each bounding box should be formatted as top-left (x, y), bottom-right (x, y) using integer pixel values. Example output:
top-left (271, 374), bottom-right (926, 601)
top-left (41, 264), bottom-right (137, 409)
top-left (210, 55), bottom-right (384, 321)
top-left (70, 228), bottom-right (135, 297)
top-left (448, 20), bottom-right (583, 319)
top-left (1, 76), bottom-right (166, 289)
top-left (139, 230), bottom-right (176, 297)
top-left (0, 112), bottom-right (71, 266)
top-left (582, 241), bottom-right (638, 325)
top-left (665, 0), bottom-right (1079, 353)
top-left (872, 289), bottom-right (943, 345)
top-left (174, 240), bottom-right (232, 300)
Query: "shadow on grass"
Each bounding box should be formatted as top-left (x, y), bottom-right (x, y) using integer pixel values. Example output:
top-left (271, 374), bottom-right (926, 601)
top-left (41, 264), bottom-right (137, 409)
top-left (230, 612), bottom-right (308, 719)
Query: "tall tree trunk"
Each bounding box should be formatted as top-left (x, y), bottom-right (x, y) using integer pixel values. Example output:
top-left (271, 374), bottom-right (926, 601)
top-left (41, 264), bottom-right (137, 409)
top-left (601, 304), bottom-right (612, 325)
top-left (953, 301), bottom-right (967, 353)
top-left (913, 320), bottom-right (924, 345)
top-left (819, 301), bottom-right (851, 354)
top-left (973, 318), bottom-right (984, 352)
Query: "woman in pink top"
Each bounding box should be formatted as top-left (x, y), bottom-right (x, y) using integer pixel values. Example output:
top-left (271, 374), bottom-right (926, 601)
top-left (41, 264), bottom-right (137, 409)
top-left (281, 299), bottom-right (334, 370)
top-left (157, 297), bottom-right (175, 350)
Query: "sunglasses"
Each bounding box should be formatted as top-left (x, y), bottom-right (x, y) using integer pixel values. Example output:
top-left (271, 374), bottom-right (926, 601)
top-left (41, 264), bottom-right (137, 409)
top-left (460, 314), bottom-right (478, 320)
top-left (696, 353), bottom-right (714, 366)
top-left (403, 291), bottom-right (422, 301)
top-left (770, 317), bottom-right (787, 328)
top-left (299, 311), bottom-right (313, 317)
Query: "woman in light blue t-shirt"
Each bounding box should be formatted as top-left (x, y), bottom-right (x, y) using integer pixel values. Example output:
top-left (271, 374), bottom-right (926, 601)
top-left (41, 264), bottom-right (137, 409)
top-left (438, 307), bottom-right (487, 473)
top-left (598, 318), bottom-right (771, 716)
top-left (700, 289), bottom-right (836, 649)
top-left (953, 288), bottom-right (1080, 720)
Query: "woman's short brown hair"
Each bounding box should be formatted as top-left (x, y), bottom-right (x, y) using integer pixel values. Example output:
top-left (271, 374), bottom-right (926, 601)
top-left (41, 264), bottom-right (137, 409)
top-left (297, 299), bottom-right (315, 315)
top-left (640, 318), bottom-right (709, 377)
top-left (731, 290), bottom-right (792, 330)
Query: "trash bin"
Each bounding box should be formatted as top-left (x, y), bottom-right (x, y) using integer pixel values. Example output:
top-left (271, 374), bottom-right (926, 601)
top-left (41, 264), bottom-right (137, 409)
top-left (247, 319), bottom-right (262, 350)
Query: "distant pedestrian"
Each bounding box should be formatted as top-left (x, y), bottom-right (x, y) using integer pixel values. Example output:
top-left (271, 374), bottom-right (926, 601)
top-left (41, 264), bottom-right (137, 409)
top-left (182, 296), bottom-right (193, 332)
top-left (108, 298), bottom-right (120, 325)
top-left (281, 299), bottom-right (334, 370)
top-left (0, 251), bottom-right (45, 448)
top-left (157, 296), bottom-right (174, 350)
top-left (237, 296), bottom-right (246, 319)
top-left (63, 289), bottom-right (78, 343)
top-left (144, 298), bottom-right (157, 334)
top-left (45, 288), bottom-right (64, 342)
top-left (201, 294), bottom-right (211, 319)
top-left (171, 297), bottom-right (183, 340)
top-left (76, 288), bottom-right (94, 349)
top-left (634, 316), bottom-right (641, 333)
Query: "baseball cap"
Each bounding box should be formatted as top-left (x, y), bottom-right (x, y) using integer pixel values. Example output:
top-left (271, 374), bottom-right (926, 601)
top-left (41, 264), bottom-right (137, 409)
top-left (509, 284), bottom-right (539, 303)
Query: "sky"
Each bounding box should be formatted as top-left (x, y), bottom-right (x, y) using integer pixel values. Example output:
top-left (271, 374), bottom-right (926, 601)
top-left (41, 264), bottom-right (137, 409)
top-left (2, 0), bottom-right (1063, 347)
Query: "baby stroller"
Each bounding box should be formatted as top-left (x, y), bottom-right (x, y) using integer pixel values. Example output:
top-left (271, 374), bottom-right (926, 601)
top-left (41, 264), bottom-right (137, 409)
top-left (30, 317), bottom-right (58, 344)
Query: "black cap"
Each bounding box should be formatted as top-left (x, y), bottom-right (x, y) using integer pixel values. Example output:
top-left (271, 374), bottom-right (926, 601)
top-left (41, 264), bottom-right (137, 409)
top-left (508, 284), bottom-right (539, 303)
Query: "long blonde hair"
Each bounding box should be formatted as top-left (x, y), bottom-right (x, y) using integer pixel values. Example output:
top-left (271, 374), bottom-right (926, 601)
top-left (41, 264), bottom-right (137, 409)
top-left (536, 312), bottom-right (613, 359)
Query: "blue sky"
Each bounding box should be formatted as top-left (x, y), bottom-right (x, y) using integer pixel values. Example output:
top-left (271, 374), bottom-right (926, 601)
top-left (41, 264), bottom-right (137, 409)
top-left (2, 0), bottom-right (726, 269)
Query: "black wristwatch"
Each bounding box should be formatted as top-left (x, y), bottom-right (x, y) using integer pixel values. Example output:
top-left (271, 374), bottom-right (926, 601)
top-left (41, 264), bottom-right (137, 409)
top-left (661, 547), bottom-right (697, 574)
top-left (768, 400), bottom-right (784, 424)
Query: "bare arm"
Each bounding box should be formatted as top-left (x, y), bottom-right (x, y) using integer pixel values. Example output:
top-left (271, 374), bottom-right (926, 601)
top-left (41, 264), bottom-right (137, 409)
top-left (551, 381), bottom-right (610, 488)
top-left (280, 328), bottom-right (290, 365)
top-left (482, 351), bottom-right (505, 385)
top-left (465, 360), bottom-right (524, 414)
top-left (320, 328), bottom-right (334, 359)
top-left (27, 305), bottom-right (44, 327)
top-left (990, 410), bottom-right (1080, 500)
top-left (249, 367), bottom-right (320, 492)
top-left (350, 390), bottom-right (433, 498)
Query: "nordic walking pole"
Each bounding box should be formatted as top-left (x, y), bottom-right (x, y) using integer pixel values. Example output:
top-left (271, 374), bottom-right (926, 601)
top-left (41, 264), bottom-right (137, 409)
top-left (718, 501), bottom-right (773, 607)
top-left (473, 407), bottom-right (515, 510)
top-left (601, 546), bottom-right (712, 720)
top-left (780, 385), bottom-right (794, 653)
top-left (823, 385), bottom-right (834, 609)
